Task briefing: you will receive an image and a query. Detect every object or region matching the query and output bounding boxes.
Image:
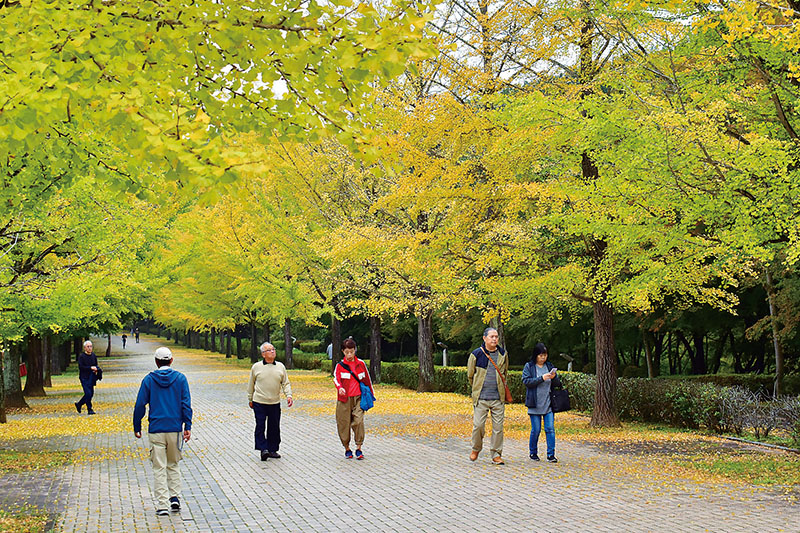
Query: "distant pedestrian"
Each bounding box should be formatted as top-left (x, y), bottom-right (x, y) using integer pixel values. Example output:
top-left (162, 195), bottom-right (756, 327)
top-left (74, 340), bottom-right (100, 415)
top-left (135, 327), bottom-right (140, 343)
top-left (333, 338), bottom-right (375, 460)
top-left (133, 347), bottom-right (193, 516)
top-left (122, 334), bottom-right (128, 349)
top-left (248, 342), bottom-right (293, 461)
top-left (522, 343), bottom-right (560, 463)
top-left (467, 327), bottom-right (509, 465)
top-left (326, 343), bottom-right (333, 360)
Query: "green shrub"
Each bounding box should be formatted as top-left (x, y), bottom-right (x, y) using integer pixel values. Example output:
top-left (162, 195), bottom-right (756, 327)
top-left (277, 353), bottom-right (330, 372)
top-left (434, 367), bottom-right (472, 396)
top-left (672, 374), bottom-right (800, 396)
top-left (381, 362), bottom-right (419, 390)
top-left (621, 365), bottom-right (647, 378)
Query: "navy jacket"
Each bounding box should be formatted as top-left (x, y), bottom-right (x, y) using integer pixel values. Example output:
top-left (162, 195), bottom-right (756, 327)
top-left (470, 344), bottom-right (507, 369)
top-left (522, 360), bottom-right (562, 408)
top-left (77, 352), bottom-right (98, 382)
top-left (133, 367), bottom-right (192, 434)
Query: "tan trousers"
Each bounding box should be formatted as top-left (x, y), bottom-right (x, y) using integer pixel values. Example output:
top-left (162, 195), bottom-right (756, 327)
top-left (149, 432), bottom-right (182, 510)
top-left (472, 399), bottom-right (505, 458)
top-left (336, 396), bottom-right (364, 448)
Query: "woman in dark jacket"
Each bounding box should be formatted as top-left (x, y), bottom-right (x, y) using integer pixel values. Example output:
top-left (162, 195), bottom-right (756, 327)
top-left (521, 343), bottom-right (561, 463)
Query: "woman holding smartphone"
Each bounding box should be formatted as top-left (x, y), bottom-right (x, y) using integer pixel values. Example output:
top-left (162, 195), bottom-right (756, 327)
top-left (522, 343), bottom-right (561, 463)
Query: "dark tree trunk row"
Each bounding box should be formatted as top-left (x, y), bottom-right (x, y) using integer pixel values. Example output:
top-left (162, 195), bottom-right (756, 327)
top-left (250, 322), bottom-right (258, 363)
top-left (369, 316), bottom-right (382, 384)
top-left (23, 334), bottom-right (46, 397)
top-left (284, 318), bottom-right (293, 369)
top-left (417, 310), bottom-right (435, 392)
top-left (331, 315), bottom-right (342, 375)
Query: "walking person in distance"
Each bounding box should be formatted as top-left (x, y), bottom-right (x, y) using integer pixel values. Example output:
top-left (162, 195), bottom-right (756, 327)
top-left (334, 338), bottom-right (375, 460)
top-left (522, 343), bottom-right (560, 463)
top-left (248, 342), bottom-right (293, 461)
top-left (467, 327), bottom-right (510, 464)
top-left (74, 340), bottom-right (99, 415)
top-left (133, 347), bottom-right (193, 516)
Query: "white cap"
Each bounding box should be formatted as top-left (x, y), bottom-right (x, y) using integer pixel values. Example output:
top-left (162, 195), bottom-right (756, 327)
top-left (154, 347), bottom-right (173, 361)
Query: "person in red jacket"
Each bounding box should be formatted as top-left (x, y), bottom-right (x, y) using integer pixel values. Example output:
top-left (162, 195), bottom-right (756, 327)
top-left (333, 338), bottom-right (375, 459)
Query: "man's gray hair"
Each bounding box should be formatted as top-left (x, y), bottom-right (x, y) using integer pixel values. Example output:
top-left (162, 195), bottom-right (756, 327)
top-left (260, 342), bottom-right (275, 353)
top-left (83, 340), bottom-right (93, 348)
top-left (483, 327), bottom-right (498, 337)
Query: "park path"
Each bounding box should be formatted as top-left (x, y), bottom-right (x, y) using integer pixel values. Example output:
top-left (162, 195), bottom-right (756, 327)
top-left (3, 335), bottom-right (798, 532)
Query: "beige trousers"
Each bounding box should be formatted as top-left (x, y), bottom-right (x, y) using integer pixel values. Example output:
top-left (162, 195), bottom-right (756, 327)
top-left (149, 432), bottom-right (182, 510)
top-left (471, 399), bottom-right (505, 458)
top-left (336, 396), bottom-right (364, 448)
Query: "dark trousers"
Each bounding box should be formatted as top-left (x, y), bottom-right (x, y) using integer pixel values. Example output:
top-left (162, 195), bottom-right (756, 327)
top-left (252, 402), bottom-right (281, 452)
top-left (77, 378), bottom-right (94, 410)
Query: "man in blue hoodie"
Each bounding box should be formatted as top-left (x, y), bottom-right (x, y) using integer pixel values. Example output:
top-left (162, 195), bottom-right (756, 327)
top-left (133, 347), bottom-right (192, 517)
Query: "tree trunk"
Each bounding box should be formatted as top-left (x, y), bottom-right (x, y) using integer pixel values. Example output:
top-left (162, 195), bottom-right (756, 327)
top-left (642, 330), bottom-right (655, 379)
top-left (3, 343), bottom-right (27, 408)
top-left (105, 333), bottom-right (112, 357)
top-left (417, 310), bottom-right (435, 392)
top-left (43, 336), bottom-right (52, 388)
top-left (490, 305), bottom-right (505, 349)
top-left (591, 301), bottom-right (619, 427)
top-left (284, 318), bottom-right (293, 369)
top-left (710, 331), bottom-right (725, 375)
top-left (73, 337), bottom-right (82, 360)
top-left (23, 335), bottom-right (46, 397)
top-left (331, 315), bottom-right (342, 376)
top-left (652, 332), bottom-right (663, 377)
top-left (676, 330), bottom-right (707, 375)
top-left (369, 316), bottom-right (382, 383)
top-left (210, 328), bottom-right (216, 352)
top-left (765, 270), bottom-right (784, 397)
top-left (264, 322), bottom-right (271, 343)
top-left (204, 331), bottom-right (209, 351)
top-left (692, 331), bottom-right (707, 374)
top-left (250, 322), bottom-right (259, 363)
top-left (60, 341), bottom-right (70, 373)
top-left (226, 330), bottom-right (232, 358)
top-left (236, 330), bottom-right (243, 359)
top-left (0, 346), bottom-right (6, 423)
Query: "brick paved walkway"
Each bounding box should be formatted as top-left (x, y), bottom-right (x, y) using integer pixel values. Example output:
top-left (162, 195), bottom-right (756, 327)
top-left (3, 335), bottom-right (797, 532)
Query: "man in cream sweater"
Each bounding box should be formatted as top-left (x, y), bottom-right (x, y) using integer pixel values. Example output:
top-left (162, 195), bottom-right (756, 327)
top-left (248, 342), bottom-right (293, 460)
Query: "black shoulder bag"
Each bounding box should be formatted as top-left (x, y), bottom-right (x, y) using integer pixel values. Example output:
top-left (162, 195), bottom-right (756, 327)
top-left (549, 372), bottom-right (571, 413)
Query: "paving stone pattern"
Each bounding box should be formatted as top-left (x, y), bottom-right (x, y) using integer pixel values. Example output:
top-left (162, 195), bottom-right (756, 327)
top-left (8, 336), bottom-right (798, 532)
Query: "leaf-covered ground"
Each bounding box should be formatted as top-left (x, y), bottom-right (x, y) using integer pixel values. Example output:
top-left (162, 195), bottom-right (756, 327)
top-left (284, 367), bottom-right (800, 491)
top-left (0, 505), bottom-right (48, 533)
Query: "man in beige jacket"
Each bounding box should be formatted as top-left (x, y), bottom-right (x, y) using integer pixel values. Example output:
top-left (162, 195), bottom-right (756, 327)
top-left (248, 342), bottom-right (293, 460)
top-left (467, 327), bottom-right (509, 465)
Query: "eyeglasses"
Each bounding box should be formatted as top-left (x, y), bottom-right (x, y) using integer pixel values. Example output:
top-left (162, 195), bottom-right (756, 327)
top-left (262, 348), bottom-right (276, 352)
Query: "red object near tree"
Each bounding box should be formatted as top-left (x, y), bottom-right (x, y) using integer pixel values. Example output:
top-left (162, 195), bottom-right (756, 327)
top-left (19, 363), bottom-right (27, 377)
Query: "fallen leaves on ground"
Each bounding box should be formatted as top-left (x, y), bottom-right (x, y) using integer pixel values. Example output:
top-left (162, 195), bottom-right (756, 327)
top-left (0, 413), bottom-right (129, 441)
top-left (0, 505), bottom-right (48, 533)
top-left (284, 370), bottom-right (800, 488)
top-left (0, 450), bottom-right (73, 473)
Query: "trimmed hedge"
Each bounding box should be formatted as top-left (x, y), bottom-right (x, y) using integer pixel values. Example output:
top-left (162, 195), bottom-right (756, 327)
top-left (266, 353), bottom-right (798, 440)
top-left (275, 352), bottom-right (331, 373)
top-left (674, 374), bottom-right (800, 396)
top-left (375, 363), bottom-right (798, 439)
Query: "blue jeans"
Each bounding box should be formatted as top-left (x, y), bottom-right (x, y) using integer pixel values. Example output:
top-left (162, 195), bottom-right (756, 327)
top-left (529, 411), bottom-right (555, 457)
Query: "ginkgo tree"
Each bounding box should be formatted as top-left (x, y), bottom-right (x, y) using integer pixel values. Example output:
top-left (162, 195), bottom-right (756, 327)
top-left (1, 0), bottom-right (435, 203)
